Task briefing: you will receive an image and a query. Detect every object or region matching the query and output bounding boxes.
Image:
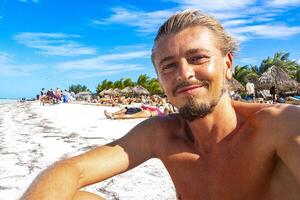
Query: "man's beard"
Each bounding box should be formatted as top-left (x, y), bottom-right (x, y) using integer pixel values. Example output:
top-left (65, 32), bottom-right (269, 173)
top-left (178, 96), bottom-right (218, 121)
top-left (174, 80), bottom-right (226, 122)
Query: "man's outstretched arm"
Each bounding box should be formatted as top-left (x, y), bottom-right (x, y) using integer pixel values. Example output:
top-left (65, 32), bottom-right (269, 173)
top-left (21, 118), bottom-right (158, 200)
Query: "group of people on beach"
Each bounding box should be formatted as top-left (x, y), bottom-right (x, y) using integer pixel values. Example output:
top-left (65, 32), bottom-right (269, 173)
top-left (39, 88), bottom-right (75, 105)
top-left (103, 96), bottom-right (177, 119)
top-left (95, 94), bottom-right (176, 119)
top-left (39, 86), bottom-right (178, 119)
top-left (93, 94), bottom-right (166, 106)
top-left (230, 81), bottom-right (291, 104)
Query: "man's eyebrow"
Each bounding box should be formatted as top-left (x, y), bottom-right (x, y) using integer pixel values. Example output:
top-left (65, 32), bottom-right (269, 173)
top-left (158, 48), bottom-right (210, 66)
top-left (158, 56), bottom-right (175, 66)
top-left (186, 48), bottom-right (210, 55)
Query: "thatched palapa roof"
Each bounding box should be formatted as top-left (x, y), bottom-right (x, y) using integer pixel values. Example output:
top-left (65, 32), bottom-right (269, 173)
top-left (103, 88), bottom-right (114, 96)
top-left (99, 89), bottom-right (106, 96)
top-left (121, 87), bottom-right (134, 95)
top-left (256, 65), bottom-right (298, 91)
top-left (132, 85), bottom-right (150, 95)
top-left (228, 78), bottom-right (245, 92)
top-left (112, 88), bottom-right (121, 96)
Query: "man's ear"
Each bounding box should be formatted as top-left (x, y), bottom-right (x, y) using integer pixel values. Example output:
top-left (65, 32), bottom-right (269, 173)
top-left (224, 53), bottom-right (233, 80)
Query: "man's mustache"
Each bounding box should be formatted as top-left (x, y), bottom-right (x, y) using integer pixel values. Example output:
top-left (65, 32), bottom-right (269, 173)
top-left (173, 80), bottom-right (209, 96)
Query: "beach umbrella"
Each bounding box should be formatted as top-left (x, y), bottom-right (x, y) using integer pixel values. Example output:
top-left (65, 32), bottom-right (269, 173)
top-left (228, 78), bottom-right (245, 92)
top-left (99, 89), bottom-right (107, 96)
top-left (121, 87), bottom-right (134, 95)
top-left (132, 85), bottom-right (150, 96)
top-left (103, 88), bottom-right (114, 96)
top-left (112, 88), bottom-right (122, 96)
top-left (256, 65), bottom-right (298, 91)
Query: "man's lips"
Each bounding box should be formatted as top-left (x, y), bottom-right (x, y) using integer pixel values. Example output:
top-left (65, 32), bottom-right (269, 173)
top-left (176, 84), bottom-right (203, 94)
top-left (172, 80), bottom-right (209, 96)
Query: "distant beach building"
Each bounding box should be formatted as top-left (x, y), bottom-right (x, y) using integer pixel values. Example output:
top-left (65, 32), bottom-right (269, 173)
top-left (75, 91), bottom-right (92, 101)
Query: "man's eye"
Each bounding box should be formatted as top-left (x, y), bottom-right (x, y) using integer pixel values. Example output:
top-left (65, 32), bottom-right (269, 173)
top-left (189, 55), bottom-right (210, 64)
top-left (190, 56), bottom-right (204, 63)
top-left (162, 63), bottom-right (176, 72)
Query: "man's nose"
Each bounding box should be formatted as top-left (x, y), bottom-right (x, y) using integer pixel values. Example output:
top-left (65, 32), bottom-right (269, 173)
top-left (176, 59), bottom-right (195, 81)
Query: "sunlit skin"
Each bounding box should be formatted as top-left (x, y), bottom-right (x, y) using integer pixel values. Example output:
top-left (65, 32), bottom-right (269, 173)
top-left (153, 26), bottom-right (229, 111)
top-left (21, 26), bottom-right (300, 200)
top-left (153, 26), bottom-right (236, 148)
top-left (152, 26), bottom-right (300, 199)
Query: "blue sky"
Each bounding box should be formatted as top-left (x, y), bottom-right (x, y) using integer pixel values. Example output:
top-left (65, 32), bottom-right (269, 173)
top-left (1, 0), bottom-right (300, 98)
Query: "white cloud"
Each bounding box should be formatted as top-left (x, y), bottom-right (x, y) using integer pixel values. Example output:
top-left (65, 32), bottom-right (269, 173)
top-left (0, 52), bottom-right (42, 76)
top-left (19, 0), bottom-right (38, 3)
top-left (57, 50), bottom-right (150, 71)
top-left (113, 44), bottom-right (151, 51)
top-left (92, 8), bottom-right (174, 34)
top-left (223, 19), bottom-right (250, 28)
top-left (56, 49), bottom-right (150, 79)
top-left (14, 32), bottom-right (96, 56)
top-left (228, 24), bottom-right (300, 40)
top-left (267, 0), bottom-right (300, 7)
top-left (93, 0), bottom-right (300, 43)
top-left (0, 52), bottom-right (12, 63)
top-left (237, 57), bottom-right (259, 64)
top-left (68, 65), bottom-right (145, 79)
top-left (166, 0), bottom-right (256, 12)
top-left (55, 50), bottom-right (149, 79)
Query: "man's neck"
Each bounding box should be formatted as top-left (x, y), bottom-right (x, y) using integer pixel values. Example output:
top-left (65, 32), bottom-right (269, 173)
top-left (187, 94), bottom-right (240, 154)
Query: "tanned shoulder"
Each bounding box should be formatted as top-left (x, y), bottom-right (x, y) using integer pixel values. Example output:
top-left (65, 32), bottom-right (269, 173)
top-left (232, 100), bottom-right (273, 119)
top-left (252, 104), bottom-right (299, 128)
top-left (146, 114), bottom-right (185, 156)
top-left (249, 104), bottom-right (300, 145)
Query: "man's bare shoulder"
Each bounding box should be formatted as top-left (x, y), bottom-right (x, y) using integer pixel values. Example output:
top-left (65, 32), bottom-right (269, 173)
top-left (154, 113), bottom-right (184, 124)
top-left (233, 101), bottom-right (294, 120)
top-left (233, 101), bottom-right (299, 131)
top-left (146, 114), bottom-right (186, 139)
top-left (248, 104), bottom-right (299, 126)
top-left (145, 113), bottom-right (185, 135)
top-left (236, 103), bottom-right (300, 144)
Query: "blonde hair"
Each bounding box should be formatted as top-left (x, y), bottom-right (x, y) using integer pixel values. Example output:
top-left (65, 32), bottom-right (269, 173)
top-left (151, 9), bottom-right (238, 65)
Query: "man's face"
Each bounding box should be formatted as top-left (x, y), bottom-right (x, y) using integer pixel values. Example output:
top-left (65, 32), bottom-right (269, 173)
top-left (153, 26), bottom-right (232, 121)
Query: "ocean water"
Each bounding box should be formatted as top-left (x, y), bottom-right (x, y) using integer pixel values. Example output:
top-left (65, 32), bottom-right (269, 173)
top-left (0, 99), bottom-right (18, 105)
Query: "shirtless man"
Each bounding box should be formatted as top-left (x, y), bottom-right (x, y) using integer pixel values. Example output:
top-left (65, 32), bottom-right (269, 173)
top-left (21, 10), bottom-right (300, 200)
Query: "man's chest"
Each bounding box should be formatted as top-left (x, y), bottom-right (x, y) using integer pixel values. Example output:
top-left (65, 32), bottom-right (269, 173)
top-left (159, 132), bottom-right (276, 199)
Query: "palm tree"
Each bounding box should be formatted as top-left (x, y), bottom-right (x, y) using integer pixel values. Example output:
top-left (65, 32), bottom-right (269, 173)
top-left (113, 78), bottom-right (124, 89)
top-left (260, 57), bottom-right (273, 74)
top-left (137, 74), bottom-right (150, 88)
top-left (259, 52), bottom-right (299, 79)
top-left (233, 65), bottom-right (259, 86)
top-left (123, 78), bottom-right (135, 87)
top-left (295, 67), bottom-right (300, 82)
top-left (69, 84), bottom-right (90, 94)
top-left (96, 79), bottom-right (113, 95)
top-left (147, 78), bottom-right (163, 94)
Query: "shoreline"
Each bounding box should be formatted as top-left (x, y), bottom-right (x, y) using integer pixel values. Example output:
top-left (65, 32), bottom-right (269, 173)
top-left (0, 101), bottom-right (175, 199)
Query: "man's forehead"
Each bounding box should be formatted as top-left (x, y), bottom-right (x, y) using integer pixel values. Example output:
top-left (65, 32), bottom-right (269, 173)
top-left (153, 27), bottom-right (217, 63)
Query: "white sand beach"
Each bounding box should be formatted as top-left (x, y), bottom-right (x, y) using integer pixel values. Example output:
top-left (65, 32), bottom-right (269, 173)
top-left (0, 101), bottom-right (175, 200)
